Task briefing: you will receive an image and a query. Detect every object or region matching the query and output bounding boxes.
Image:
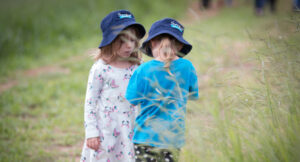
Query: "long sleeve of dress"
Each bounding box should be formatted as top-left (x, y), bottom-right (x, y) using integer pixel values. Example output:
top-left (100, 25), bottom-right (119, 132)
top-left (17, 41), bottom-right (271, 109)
top-left (84, 63), bottom-right (103, 139)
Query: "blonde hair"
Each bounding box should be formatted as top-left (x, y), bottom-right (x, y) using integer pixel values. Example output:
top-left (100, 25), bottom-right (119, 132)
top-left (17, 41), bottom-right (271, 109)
top-left (93, 28), bottom-right (141, 65)
top-left (153, 35), bottom-right (183, 75)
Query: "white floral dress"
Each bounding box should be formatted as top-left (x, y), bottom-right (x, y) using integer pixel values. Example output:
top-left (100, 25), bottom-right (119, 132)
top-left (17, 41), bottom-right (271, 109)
top-left (80, 59), bottom-right (138, 162)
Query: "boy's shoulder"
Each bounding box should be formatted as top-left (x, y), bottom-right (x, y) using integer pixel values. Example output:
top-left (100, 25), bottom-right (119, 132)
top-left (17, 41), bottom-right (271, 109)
top-left (178, 58), bottom-right (193, 64)
top-left (174, 58), bottom-right (195, 68)
top-left (137, 60), bottom-right (157, 69)
top-left (132, 60), bottom-right (159, 76)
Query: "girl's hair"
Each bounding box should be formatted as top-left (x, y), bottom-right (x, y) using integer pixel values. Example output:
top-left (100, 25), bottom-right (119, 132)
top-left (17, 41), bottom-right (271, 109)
top-left (152, 34), bottom-right (183, 75)
top-left (93, 27), bottom-right (141, 65)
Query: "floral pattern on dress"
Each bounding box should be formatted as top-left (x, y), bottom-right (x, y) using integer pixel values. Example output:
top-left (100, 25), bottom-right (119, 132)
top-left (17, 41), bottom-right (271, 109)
top-left (81, 59), bottom-right (138, 162)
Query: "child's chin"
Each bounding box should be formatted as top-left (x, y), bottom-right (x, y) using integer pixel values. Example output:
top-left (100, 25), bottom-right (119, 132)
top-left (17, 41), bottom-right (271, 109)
top-left (120, 53), bottom-right (132, 58)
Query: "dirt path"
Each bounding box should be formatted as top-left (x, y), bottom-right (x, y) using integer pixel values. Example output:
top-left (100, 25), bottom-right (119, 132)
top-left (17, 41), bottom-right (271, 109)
top-left (0, 54), bottom-right (86, 94)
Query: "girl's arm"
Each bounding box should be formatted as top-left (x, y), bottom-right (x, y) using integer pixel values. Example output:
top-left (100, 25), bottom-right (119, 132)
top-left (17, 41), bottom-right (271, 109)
top-left (84, 63), bottom-right (103, 139)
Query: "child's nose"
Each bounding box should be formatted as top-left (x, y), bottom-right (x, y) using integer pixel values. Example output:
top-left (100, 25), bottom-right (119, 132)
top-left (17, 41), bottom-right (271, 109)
top-left (126, 41), bottom-right (134, 49)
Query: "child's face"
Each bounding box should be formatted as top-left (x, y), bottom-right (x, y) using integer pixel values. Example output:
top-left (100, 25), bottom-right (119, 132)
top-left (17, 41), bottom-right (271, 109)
top-left (116, 29), bottom-right (137, 59)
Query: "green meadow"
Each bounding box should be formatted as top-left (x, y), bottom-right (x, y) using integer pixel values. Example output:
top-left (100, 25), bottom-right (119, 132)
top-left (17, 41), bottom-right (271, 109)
top-left (0, 0), bottom-right (299, 161)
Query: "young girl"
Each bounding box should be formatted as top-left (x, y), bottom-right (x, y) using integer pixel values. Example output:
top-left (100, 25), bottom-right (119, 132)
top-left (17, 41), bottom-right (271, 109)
top-left (125, 18), bottom-right (199, 162)
top-left (80, 10), bottom-right (145, 162)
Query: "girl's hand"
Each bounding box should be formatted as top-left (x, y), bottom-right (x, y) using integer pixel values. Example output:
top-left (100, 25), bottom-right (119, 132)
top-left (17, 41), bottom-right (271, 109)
top-left (86, 137), bottom-right (101, 150)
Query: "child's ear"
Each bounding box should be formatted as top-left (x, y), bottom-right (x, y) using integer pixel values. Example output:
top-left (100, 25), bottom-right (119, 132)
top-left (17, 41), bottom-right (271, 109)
top-left (177, 43), bottom-right (184, 51)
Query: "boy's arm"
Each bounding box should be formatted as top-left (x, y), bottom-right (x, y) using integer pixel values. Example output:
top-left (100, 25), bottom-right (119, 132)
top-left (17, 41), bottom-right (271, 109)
top-left (188, 65), bottom-right (199, 100)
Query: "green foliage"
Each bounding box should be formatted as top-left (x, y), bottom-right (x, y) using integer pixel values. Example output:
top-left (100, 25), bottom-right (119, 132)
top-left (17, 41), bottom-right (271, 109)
top-left (182, 7), bottom-right (300, 162)
top-left (0, 0), bottom-right (299, 161)
top-left (0, 0), bottom-right (187, 78)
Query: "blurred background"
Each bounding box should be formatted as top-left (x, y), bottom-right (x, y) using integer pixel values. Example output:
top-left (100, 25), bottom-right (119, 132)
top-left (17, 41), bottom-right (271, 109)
top-left (0, 0), bottom-right (299, 161)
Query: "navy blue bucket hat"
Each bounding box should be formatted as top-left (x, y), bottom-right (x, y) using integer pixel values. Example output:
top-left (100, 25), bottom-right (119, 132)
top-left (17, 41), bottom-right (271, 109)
top-left (141, 18), bottom-right (192, 57)
top-left (99, 10), bottom-right (146, 48)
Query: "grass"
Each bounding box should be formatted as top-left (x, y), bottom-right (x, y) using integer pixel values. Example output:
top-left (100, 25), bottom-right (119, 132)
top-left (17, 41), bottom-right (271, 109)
top-left (0, 0), bottom-right (187, 161)
top-left (0, 0), bottom-right (300, 161)
top-left (181, 5), bottom-right (300, 162)
top-left (0, 0), bottom-right (187, 81)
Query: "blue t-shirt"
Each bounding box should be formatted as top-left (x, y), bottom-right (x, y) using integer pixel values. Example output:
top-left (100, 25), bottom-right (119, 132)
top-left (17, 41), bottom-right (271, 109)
top-left (125, 58), bottom-right (199, 148)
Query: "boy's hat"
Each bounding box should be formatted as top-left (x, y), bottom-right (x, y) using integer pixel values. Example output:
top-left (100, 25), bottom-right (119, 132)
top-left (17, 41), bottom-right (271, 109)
top-left (99, 10), bottom-right (146, 48)
top-left (141, 18), bottom-right (192, 57)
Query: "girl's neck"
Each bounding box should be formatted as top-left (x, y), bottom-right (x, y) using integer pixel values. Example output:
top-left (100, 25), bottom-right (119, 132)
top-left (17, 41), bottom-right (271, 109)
top-left (107, 58), bottom-right (133, 69)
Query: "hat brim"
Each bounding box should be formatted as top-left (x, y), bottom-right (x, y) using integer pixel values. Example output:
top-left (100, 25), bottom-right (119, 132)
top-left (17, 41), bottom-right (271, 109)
top-left (141, 30), bottom-right (192, 57)
top-left (99, 22), bottom-right (146, 48)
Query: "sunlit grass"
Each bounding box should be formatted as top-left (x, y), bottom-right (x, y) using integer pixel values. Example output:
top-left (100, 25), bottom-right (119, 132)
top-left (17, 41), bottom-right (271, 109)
top-left (0, 1), bottom-right (299, 161)
top-left (181, 6), bottom-right (300, 162)
top-left (0, 0), bottom-right (187, 80)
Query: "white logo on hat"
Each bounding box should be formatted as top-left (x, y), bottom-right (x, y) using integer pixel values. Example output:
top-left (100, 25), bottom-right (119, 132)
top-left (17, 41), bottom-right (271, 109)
top-left (170, 21), bottom-right (183, 32)
top-left (118, 13), bottom-right (132, 19)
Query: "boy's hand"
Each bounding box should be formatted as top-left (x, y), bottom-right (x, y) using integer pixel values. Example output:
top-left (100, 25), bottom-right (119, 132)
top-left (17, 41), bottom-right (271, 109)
top-left (87, 137), bottom-right (101, 150)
